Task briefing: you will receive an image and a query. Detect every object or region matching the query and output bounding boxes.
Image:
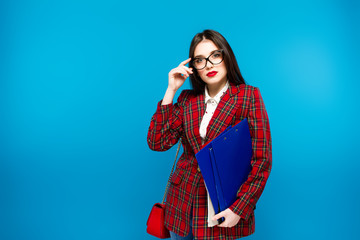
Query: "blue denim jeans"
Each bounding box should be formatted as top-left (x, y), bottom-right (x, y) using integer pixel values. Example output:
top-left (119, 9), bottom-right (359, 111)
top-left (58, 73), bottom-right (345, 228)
top-left (169, 217), bottom-right (193, 240)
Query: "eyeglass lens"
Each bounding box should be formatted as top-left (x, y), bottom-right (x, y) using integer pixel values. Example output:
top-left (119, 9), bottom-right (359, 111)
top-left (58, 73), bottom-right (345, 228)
top-left (193, 50), bottom-right (224, 70)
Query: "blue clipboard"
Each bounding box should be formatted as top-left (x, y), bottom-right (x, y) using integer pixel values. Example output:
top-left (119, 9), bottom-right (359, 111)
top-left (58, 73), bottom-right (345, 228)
top-left (195, 118), bottom-right (253, 223)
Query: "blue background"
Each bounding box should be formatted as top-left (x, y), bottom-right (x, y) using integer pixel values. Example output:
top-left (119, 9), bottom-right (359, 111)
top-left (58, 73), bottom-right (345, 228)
top-left (1, 0), bottom-right (359, 239)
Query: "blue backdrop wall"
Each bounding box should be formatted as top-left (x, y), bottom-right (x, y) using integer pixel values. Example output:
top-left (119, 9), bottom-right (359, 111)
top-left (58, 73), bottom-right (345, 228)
top-left (1, 0), bottom-right (359, 239)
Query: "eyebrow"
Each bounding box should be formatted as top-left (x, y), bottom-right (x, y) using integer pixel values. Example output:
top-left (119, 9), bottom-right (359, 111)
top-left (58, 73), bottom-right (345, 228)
top-left (194, 49), bottom-right (219, 58)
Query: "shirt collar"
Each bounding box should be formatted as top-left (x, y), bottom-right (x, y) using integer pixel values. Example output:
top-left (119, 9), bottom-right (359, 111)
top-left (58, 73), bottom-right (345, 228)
top-left (205, 80), bottom-right (230, 104)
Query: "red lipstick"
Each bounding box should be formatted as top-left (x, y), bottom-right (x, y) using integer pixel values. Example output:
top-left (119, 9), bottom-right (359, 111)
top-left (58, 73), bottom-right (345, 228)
top-left (207, 71), bottom-right (218, 77)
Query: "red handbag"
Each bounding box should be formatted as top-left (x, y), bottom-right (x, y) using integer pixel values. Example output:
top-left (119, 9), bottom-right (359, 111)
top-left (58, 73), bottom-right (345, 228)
top-left (146, 138), bottom-right (182, 239)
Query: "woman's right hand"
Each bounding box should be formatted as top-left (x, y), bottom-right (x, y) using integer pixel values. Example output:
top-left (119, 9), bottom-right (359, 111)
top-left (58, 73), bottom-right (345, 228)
top-left (168, 58), bottom-right (193, 92)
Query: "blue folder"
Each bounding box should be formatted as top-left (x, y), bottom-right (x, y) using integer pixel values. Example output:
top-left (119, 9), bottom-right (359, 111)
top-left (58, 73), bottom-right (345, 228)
top-left (195, 118), bottom-right (253, 222)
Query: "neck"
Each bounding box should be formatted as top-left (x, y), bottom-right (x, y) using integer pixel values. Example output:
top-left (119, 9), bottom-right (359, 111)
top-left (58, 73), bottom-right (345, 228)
top-left (206, 80), bottom-right (227, 98)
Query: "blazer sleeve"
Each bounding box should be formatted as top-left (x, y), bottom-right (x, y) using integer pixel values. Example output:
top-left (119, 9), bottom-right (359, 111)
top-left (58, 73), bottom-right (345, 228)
top-left (228, 87), bottom-right (272, 220)
top-left (147, 90), bottom-right (189, 152)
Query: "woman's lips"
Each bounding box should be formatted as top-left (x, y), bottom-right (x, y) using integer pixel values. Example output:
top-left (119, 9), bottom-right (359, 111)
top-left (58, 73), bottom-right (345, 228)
top-left (207, 71), bottom-right (218, 77)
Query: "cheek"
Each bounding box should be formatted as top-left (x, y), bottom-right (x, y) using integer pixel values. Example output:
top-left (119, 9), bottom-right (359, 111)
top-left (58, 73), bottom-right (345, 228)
top-left (220, 62), bottom-right (227, 71)
top-left (198, 70), bottom-right (206, 78)
top-left (220, 65), bottom-right (227, 76)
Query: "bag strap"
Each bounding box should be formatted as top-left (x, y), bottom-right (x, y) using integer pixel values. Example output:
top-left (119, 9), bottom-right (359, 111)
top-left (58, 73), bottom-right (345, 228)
top-left (162, 137), bottom-right (182, 204)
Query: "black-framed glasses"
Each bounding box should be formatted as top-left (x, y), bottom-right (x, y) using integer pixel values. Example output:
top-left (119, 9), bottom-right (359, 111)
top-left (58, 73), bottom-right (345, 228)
top-left (191, 49), bottom-right (224, 70)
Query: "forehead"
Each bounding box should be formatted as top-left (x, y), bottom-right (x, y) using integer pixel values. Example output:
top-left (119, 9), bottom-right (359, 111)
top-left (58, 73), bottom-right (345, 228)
top-left (194, 39), bottom-right (219, 57)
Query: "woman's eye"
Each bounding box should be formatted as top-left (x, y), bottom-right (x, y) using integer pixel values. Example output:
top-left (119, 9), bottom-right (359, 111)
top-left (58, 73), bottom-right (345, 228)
top-left (195, 59), bottom-right (203, 63)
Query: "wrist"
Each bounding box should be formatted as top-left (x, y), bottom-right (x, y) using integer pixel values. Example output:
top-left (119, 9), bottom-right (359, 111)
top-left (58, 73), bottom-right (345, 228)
top-left (166, 86), bottom-right (177, 93)
top-left (162, 88), bottom-right (177, 105)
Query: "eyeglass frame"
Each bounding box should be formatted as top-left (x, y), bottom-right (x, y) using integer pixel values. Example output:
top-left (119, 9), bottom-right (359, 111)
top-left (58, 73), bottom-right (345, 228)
top-left (191, 49), bottom-right (225, 70)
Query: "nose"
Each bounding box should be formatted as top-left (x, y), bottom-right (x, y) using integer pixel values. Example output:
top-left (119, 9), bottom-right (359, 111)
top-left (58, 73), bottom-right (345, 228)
top-left (205, 60), bottom-right (214, 69)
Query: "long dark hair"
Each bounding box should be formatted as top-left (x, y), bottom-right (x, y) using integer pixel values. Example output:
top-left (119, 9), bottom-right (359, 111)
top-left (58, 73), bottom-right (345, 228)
top-left (188, 29), bottom-right (246, 94)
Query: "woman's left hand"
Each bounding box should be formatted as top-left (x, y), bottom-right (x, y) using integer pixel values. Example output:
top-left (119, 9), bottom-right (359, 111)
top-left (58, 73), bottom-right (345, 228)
top-left (212, 208), bottom-right (241, 228)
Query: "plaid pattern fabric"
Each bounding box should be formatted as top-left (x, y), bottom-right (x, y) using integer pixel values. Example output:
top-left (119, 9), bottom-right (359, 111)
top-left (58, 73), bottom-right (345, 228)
top-left (147, 82), bottom-right (272, 240)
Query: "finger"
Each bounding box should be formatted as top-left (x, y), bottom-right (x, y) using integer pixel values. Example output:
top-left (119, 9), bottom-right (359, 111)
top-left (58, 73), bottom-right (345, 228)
top-left (175, 68), bottom-right (189, 77)
top-left (218, 221), bottom-right (228, 228)
top-left (181, 73), bottom-right (189, 78)
top-left (212, 212), bottom-right (225, 221)
top-left (179, 67), bottom-right (192, 77)
top-left (180, 65), bottom-right (193, 74)
top-left (179, 58), bottom-right (191, 66)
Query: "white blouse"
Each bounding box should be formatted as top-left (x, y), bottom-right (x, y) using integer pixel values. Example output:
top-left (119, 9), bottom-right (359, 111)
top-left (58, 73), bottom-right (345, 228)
top-left (199, 80), bottom-right (229, 227)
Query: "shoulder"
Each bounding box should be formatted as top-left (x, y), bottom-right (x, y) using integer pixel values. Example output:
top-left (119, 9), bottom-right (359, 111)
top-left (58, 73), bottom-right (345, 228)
top-left (230, 83), bottom-right (260, 97)
top-left (176, 89), bottom-right (198, 105)
top-left (238, 83), bottom-right (259, 91)
top-left (239, 84), bottom-right (267, 105)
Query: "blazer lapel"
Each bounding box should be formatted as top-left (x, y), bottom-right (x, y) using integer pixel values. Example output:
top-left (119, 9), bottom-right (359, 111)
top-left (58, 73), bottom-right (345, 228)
top-left (205, 82), bottom-right (241, 143)
top-left (184, 82), bottom-right (243, 155)
top-left (183, 92), bottom-right (205, 155)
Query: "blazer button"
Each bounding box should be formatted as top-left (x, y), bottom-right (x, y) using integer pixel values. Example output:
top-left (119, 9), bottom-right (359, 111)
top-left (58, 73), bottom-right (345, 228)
top-left (197, 166), bottom-right (201, 172)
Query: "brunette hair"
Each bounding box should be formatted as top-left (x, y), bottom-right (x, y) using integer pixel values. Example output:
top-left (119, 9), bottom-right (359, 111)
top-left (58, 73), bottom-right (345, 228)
top-left (188, 29), bottom-right (246, 94)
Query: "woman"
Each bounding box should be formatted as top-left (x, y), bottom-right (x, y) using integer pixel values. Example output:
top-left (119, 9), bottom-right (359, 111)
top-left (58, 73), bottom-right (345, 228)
top-left (147, 29), bottom-right (272, 240)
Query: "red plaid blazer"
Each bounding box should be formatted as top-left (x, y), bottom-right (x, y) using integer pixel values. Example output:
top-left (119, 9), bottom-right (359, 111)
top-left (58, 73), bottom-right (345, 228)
top-left (147, 82), bottom-right (272, 240)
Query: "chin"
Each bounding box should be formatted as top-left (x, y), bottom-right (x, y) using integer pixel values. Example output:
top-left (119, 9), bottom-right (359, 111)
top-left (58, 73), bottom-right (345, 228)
top-left (206, 76), bottom-right (226, 84)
